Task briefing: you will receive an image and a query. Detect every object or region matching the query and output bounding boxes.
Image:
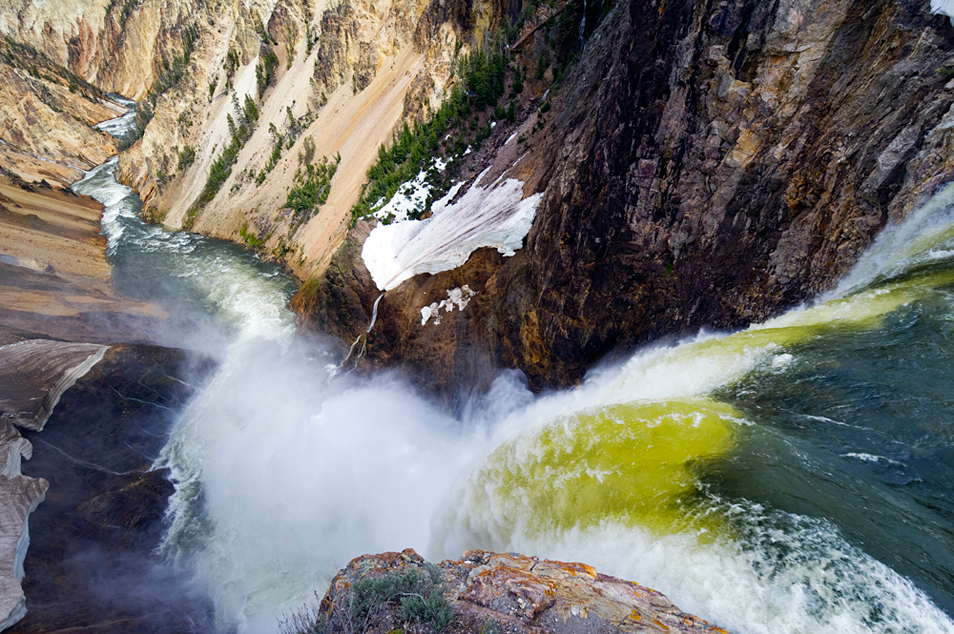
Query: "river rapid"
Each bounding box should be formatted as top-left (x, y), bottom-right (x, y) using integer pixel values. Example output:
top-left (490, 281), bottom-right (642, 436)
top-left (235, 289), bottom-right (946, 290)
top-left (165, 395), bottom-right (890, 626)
top-left (72, 109), bottom-right (954, 634)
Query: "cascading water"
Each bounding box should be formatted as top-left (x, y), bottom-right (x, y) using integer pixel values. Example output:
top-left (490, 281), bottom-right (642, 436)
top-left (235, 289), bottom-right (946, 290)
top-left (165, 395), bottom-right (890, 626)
top-left (81, 105), bottom-right (954, 634)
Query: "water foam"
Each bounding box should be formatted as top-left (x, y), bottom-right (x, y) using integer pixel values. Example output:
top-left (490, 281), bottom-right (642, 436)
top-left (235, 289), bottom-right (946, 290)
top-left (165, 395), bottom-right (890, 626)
top-left (77, 82), bottom-right (954, 632)
top-left (829, 180), bottom-right (954, 299)
top-left (93, 95), bottom-right (138, 142)
top-left (154, 281), bottom-right (954, 633)
top-left (74, 158), bottom-right (296, 348)
top-left (158, 342), bottom-right (491, 632)
top-left (465, 506), bottom-right (954, 634)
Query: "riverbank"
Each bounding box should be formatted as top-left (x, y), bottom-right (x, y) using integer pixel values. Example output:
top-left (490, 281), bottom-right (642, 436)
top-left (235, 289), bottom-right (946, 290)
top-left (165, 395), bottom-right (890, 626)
top-left (0, 172), bottom-right (216, 631)
top-left (0, 174), bottom-right (166, 344)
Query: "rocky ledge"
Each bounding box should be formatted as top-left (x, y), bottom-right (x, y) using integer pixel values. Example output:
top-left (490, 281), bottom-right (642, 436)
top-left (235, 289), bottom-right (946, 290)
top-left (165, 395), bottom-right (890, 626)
top-left (299, 549), bottom-right (731, 634)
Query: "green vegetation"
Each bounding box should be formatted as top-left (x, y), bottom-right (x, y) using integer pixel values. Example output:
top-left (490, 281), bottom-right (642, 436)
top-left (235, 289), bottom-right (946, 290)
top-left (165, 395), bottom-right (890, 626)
top-left (239, 222), bottom-right (264, 249)
top-left (279, 565), bottom-right (452, 634)
top-left (347, 0), bottom-right (598, 227)
top-left (510, 65), bottom-right (524, 98)
top-left (305, 25), bottom-right (317, 55)
top-left (256, 46), bottom-right (280, 99)
top-left (286, 151), bottom-right (340, 231)
top-left (185, 93), bottom-right (260, 228)
top-left (223, 48), bottom-right (240, 88)
top-left (105, 0), bottom-right (141, 27)
top-left (253, 10), bottom-right (275, 45)
top-left (284, 26), bottom-right (296, 69)
top-left (177, 144), bottom-right (196, 170)
top-left (256, 107), bottom-right (317, 184)
top-left (350, 46), bottom-right (509, 224)
top-left (0, 36), bottom-right (105, 103)
top-left (135, 23), bottom-right (200, 141)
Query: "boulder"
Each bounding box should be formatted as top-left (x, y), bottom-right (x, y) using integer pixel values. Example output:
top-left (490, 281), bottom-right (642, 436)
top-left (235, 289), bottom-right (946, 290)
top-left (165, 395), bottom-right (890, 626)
top-left (303, 549), bottom-right (732, 634)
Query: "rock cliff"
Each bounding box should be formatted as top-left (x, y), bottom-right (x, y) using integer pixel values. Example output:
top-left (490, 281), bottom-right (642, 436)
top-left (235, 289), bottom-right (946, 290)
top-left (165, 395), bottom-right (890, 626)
top-left (0, 420), bottom-right (46, 633)
top-left (296, 549), bottom-right (731, 634)
top-left (110, 0), bottom-right (504, 279)
top-left (6, 0), bottom-right (954, 399)
top-left (0, 37), bottom-right (122, 187)
top-left (0, 177), bottom-right (199, 632)
top-left (0, 338), bottom-right (105, 632)
top-left (294, 0), bottom-right (954, 398)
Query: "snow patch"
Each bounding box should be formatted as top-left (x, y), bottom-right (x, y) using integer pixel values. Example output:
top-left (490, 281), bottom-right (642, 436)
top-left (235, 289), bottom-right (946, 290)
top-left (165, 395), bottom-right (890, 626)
top-left (421, 285), bottom-right (477, 325)
top-left (932, 0), bottom-right (954, 21)
top-left (431, 182), bottom-right (465, 215)
top-left (362, 177), bottom-right (542, 291)
top-left (372, 159), bottom-right (448, 224)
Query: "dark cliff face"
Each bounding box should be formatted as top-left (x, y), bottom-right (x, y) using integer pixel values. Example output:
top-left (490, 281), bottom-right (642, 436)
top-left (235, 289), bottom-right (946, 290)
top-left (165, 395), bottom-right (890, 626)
top-left (295, 0), bottom-right (954, 399)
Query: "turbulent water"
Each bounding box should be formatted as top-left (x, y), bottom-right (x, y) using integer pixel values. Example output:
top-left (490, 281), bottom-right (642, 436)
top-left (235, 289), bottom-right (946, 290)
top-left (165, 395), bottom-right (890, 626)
top-left (76, 108), bottom-right (954, 634)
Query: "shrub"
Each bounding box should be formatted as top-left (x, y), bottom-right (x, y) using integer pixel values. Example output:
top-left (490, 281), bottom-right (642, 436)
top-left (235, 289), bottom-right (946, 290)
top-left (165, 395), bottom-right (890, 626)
top-left (256, 46), bottom-right (280, 98)
top-left (349, 45), bottom-right (509, 224)
top-left (285, 153), bottom-right (340, 231)
top-left (185, 92), bottom-right (258, 225)
top-left (177, 145), bottom-right (196, 171)
top-left (279, 565), bottom-right (452, 634)
top-left (134, 23), bottom-right (200, 138)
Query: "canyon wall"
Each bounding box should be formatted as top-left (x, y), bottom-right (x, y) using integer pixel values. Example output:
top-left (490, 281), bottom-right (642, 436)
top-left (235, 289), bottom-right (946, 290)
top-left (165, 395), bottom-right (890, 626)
top-left (114, 0), bottom-right (507, 278)
top-left (3, 0), bottom-right (511, 277)
top-left (294, 0), bottom-right (954, 398)
top-left (6, 0), bottom-right (954, 399)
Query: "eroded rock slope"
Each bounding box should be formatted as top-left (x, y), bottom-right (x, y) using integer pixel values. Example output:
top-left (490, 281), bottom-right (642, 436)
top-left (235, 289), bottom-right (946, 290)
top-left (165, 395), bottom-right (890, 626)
top-left (295, 0), bottom-right (954, 397)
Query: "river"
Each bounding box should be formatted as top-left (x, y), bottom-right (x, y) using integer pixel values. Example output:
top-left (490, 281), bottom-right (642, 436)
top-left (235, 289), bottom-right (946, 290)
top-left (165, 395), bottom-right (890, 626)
top-left (70, 109), bottom-right (954, 634)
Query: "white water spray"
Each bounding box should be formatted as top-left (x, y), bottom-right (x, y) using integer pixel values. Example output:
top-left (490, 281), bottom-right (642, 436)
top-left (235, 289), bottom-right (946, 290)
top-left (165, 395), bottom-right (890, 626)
top-left (828, 180), bottom-right (954, 299)
top-left (87, 93), bottom-right (954, 634)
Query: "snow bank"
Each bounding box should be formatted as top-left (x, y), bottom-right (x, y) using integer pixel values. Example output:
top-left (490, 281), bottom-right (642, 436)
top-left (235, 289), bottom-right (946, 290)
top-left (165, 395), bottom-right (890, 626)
top-left (932, 0), bottom-right (954, 21)
top-left (362, 177), bottom-right (543, 291)
top-left (421, 285), bottom-right (477, 325)
top-left (373, 159), bottom-right (448, 223)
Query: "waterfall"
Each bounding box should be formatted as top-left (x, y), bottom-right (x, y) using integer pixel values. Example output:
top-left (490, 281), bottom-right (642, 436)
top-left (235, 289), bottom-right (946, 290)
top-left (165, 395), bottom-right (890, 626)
top-left (579, 0), bottom-right (587, 45)
top-left (85, 99), bottom-right (954, 634)
top-left (157, 187), bottom-right (954, 633)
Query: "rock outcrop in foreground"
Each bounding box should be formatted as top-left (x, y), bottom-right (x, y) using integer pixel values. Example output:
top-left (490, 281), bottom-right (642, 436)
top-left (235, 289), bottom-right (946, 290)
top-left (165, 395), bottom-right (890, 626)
top-left (306, 549), bottom-right (731, 634)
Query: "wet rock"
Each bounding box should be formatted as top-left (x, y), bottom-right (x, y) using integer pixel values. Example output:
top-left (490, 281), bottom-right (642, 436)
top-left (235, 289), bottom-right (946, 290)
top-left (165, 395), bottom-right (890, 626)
top-left (0, 420), bottom-right (47, 632)
top-left (4, 343), bottom-right (216, 634)
top-left (0, 339), bottom-right (107, 431)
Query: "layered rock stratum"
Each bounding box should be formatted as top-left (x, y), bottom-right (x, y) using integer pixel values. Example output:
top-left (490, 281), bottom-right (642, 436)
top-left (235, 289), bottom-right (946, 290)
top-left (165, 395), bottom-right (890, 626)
top-left (3, 0), bottom-right (954, 630)
top-left (0, 176), bottom-right (201, 631)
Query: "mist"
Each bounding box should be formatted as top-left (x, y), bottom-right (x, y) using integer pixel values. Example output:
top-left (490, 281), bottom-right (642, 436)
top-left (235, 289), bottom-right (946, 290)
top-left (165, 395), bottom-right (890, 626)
top-left (156, 333), bottom-right (535, 631)
top-left (65, 119), bottom-right (954, 634)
